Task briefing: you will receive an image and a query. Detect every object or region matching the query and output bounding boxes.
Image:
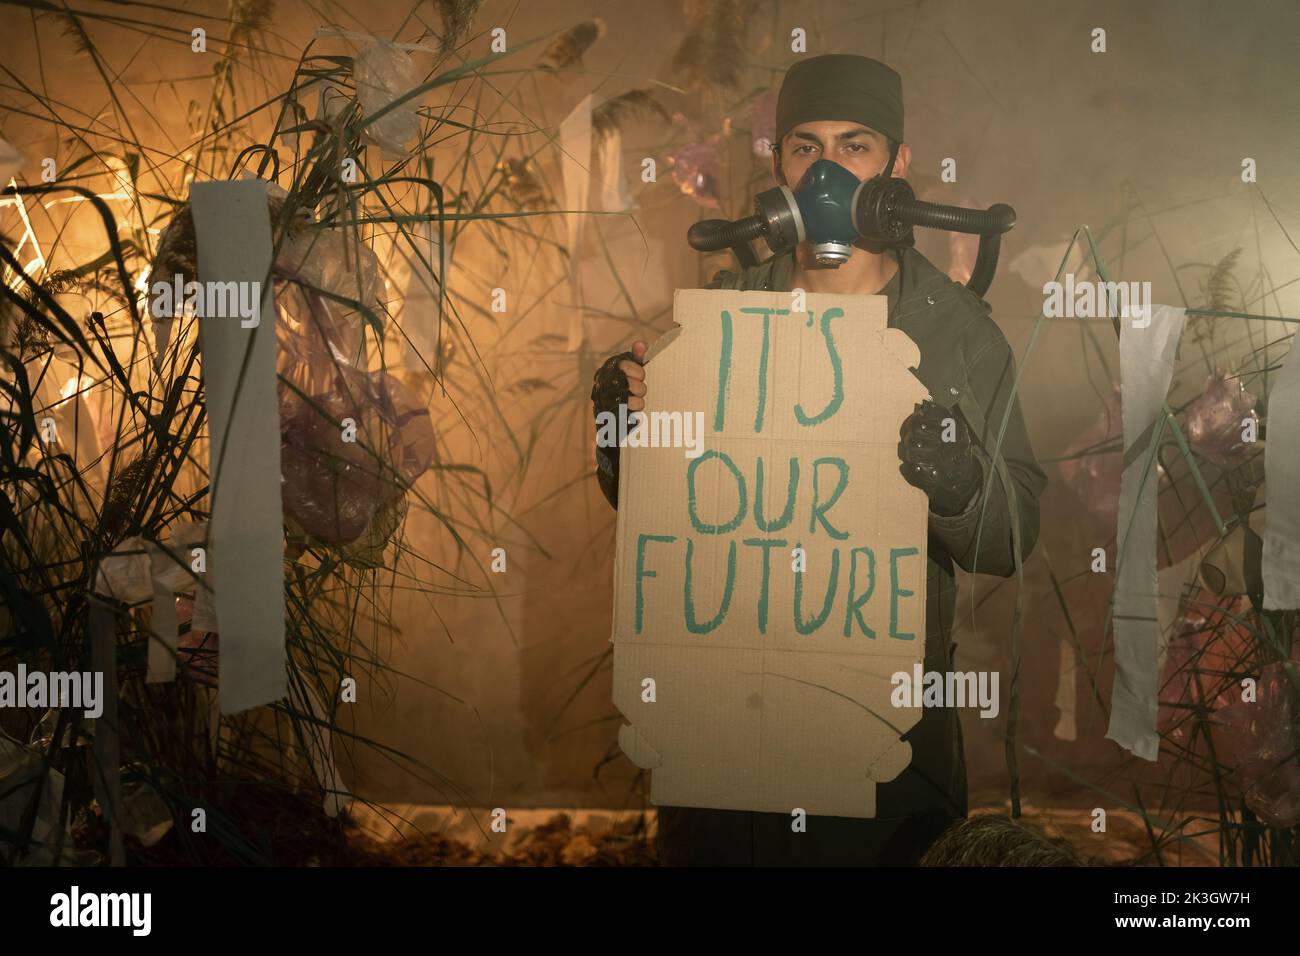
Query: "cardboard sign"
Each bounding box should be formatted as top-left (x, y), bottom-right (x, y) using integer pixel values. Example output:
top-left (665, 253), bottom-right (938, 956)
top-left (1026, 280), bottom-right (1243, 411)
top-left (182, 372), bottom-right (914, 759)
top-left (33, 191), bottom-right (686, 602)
top-left (611, 289), bottom-right (929, 818)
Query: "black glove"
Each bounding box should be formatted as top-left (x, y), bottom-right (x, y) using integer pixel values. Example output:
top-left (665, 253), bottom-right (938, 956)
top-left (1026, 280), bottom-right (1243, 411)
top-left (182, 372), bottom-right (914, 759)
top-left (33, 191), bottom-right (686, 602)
top-left (591, 350), bottom-right (637, 419)
top-left (898, 399), bottom-right (981, 517)
top-left (591, 351), bottom-right (639, 509)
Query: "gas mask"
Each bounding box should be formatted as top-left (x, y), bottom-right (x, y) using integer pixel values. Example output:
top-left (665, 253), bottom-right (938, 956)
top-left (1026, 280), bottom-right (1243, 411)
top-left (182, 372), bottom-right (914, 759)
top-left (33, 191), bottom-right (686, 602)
top-left (754, 159), bottom-right (864, 266)
top-left (687, 151), bottom-right (1017, 296)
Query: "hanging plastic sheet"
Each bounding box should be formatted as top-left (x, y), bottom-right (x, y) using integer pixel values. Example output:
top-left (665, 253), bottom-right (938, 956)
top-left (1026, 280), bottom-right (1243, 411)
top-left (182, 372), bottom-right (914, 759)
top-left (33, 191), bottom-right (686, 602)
top-left (270, 197), bottom-right (435, 549)
top-left (1263, 336), bottom-right (1300, 609)
top-left (597, 122), bottom-right (633, 213)
top-left (1106, 304), bottom-right (1188, 761)
top-left (312, 29), bottom-right (436, 154)
top-left (353, 38), bottom-right (421, 152)
top-left (190, 180), bottom-right (287, 715)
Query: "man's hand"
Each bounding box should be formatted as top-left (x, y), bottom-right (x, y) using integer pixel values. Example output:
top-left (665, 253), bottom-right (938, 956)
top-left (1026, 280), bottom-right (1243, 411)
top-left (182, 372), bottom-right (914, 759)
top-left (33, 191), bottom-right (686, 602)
top-left (590, 341), bottom-right (648, 510)
top-left (591, 340), bottom-right (649, 417)
top-left (898, 399), bottom-right (981, 517)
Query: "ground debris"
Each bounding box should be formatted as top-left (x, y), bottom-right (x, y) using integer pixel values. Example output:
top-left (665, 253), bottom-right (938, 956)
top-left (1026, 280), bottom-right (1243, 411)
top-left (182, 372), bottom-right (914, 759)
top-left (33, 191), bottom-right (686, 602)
top-left (496, 812), bottom-right (656, 867)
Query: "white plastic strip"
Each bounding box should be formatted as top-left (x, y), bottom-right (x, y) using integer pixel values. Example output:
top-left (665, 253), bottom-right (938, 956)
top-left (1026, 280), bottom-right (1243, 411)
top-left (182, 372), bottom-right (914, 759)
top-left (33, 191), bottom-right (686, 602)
top-left (1052, 637), bottom-right (1077, 741)
top-left (398, 220), bottom-right (448, 375)
top-left (560, 94), bottom-right (592, 350)
top-left (598, 125), bottom-right (633, 213)
top-left (189, 180), bottom-right (287, 715)
top-left (1263, 336), bottom-right (1300, 609)
top-left (288, 676), bottom-right (351, 817)
top-left (1107, 304), bottom-right (1187, 761)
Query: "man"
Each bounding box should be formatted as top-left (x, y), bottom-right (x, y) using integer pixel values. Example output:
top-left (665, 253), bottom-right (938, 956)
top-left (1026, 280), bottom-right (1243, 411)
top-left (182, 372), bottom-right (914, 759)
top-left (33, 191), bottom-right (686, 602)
top-left (591, 54), bottom-right (1047, 865)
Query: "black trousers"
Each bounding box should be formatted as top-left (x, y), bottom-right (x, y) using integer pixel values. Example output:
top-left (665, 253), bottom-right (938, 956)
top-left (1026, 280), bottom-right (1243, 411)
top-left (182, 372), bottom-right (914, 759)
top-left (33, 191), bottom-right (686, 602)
top-left (656, 804), bottom-right (960, 866)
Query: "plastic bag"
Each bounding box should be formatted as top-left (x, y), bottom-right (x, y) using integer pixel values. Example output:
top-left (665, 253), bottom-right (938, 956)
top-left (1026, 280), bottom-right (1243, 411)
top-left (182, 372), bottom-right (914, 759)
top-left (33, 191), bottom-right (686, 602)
top-left (1181, 368), bottom-right (1259, 467)
top-left (354, 38), bottom-right (420, 152)
top-left (119, 779), bottom-right (174, 848)
top-left (279, 361), bottom-right (434, 544)
top-left (1212, 658), bottom-right (1300, 827)
top-left (0, 732), bottom-right (71, 863)
top-left (274, 225), bottom-right (434, 546)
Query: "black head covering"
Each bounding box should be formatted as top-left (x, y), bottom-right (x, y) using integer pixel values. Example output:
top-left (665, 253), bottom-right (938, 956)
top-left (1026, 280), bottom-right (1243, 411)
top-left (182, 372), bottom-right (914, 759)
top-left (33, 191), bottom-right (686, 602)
top-left (776, 54), bottom-right (904, 146)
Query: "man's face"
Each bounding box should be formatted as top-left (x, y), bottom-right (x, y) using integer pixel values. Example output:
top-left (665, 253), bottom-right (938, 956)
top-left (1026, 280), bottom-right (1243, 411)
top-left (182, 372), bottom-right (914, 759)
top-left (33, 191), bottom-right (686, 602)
top-left (773, 120), bottom-right (909, 187)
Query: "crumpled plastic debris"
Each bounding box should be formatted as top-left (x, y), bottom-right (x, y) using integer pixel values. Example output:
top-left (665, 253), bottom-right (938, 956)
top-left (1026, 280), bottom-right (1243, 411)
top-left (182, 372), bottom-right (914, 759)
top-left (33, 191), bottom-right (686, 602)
top-left (275, 227), bottom-right (381, 363)
top-left (668, 137), bottom-right (723, 209)
top-left (353, 38), bottom-right (421, 152)
top-left (119, 779), bottom-right (174, 847)
top-left (0, 731), bottom-right (85, 864)
top-left (1181, 368), bottom-right (1259, 467)
top-left (92, 521), bottom-right (208, 604)
top-left (92, 538), bottom-right (154, 604)
top-left (274, 218), bottom-right (435, 547)
top-left (278, 361), bottom-right (434, 544)
top-left (1212, 658), bottom-right (1300, 828)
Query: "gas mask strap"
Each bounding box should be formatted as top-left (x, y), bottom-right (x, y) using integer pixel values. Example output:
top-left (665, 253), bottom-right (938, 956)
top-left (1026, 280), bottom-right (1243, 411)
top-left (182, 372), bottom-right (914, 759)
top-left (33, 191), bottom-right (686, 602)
top-left (883, 137), bottom-right (917, 249)
top-left (885, 137), bottom-right (901, 178)
top-left (880, 137), bottom-right (905, 325)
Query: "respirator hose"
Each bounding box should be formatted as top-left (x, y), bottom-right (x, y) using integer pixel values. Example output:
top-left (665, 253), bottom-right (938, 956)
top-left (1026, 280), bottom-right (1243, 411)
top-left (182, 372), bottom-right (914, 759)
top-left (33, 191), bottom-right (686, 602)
top-left (890, 198), bottom-right (1016, 236)
top-left (966, 232), bottom-right (1002, 299)
top-left (882, 196), bottom-right (1015, 297)
top-left (687, 217), bottom-right (767, 254)
top-left (687, 185), bottom-right (1017, 297)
